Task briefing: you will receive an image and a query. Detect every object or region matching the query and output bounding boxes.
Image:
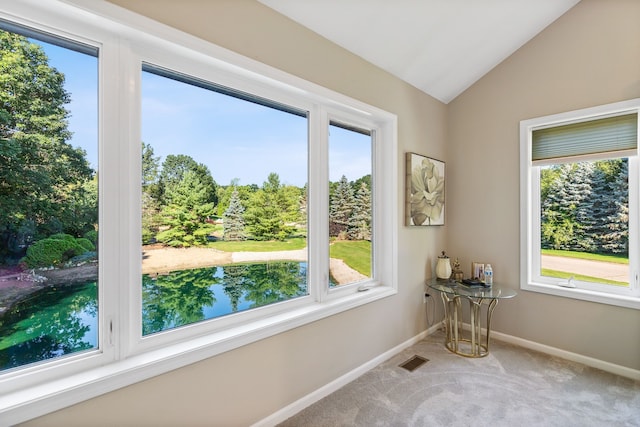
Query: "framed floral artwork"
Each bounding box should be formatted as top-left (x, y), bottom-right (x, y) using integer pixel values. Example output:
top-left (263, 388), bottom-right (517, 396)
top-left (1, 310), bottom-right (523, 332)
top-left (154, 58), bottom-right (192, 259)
top-left (406, 152), bottom-right (445, 226)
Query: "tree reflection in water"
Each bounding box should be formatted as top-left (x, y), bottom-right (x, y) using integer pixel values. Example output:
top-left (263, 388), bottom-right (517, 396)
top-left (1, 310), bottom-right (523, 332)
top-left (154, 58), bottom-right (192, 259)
top-left (0, 261), bottom-right (308, 370)
top-left (142, 261), bottom-right (307, 335)
top-left (0, 282), bottom-right (97, 371)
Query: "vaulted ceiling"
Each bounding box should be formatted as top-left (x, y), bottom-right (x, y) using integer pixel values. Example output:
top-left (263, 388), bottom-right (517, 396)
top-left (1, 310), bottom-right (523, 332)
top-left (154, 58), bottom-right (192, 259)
top-left (259, 0), bottom-right (581, 104)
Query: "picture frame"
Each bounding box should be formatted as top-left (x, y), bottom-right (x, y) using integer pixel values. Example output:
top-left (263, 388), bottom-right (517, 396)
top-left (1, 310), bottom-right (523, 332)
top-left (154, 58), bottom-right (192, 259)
top-left (471, 262), bottom-right (485, 281)
top-left (405, 152), bottom-right (445, 226)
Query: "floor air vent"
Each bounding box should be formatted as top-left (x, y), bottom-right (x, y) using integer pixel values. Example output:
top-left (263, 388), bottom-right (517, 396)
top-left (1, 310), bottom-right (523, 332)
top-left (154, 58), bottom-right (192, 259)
top-left (399, 355), bottom-right (428, 372)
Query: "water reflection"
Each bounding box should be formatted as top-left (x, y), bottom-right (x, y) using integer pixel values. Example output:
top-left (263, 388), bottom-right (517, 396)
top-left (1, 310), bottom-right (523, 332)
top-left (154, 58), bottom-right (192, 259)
top-left (0, 261), bottom-right (308, 370)
top-left (0, 282), bottom-right (97, 371)
top-left (142, 261), bottom-right (307, 335)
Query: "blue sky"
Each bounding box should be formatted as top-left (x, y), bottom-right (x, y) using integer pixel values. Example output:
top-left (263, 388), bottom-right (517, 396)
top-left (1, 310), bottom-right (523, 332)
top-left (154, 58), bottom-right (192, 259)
top-left (41, 40), bottom-right (371, 188)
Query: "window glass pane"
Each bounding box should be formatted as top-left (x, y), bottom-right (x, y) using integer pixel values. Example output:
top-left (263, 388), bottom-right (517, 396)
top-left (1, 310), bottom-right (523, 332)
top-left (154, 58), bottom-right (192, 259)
top-left (0, 28), bottom-right (99, 371)
top-left (328, 122), bottom-right (372, 286)
top-left (539, 158), bottom-right (629, 287)
top-left (141, 67), bottom-right (308, 335)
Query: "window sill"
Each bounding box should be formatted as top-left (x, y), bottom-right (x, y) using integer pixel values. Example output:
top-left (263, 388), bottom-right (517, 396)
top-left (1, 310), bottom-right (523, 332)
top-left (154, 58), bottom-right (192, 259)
top-left (0, 285), bottom-right (396, 426)
top-left (522, 281), bottom-right (640, 310)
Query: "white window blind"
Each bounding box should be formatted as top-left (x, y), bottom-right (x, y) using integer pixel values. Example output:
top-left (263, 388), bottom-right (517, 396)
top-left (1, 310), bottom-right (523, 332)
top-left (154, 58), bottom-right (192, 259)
top-left (532, 113), bottom-right (637, 163)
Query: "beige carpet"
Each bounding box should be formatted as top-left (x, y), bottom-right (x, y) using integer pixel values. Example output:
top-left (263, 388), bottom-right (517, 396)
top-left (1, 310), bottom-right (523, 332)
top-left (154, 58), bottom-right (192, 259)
top-left (278, 332), bottom-right (640, 426)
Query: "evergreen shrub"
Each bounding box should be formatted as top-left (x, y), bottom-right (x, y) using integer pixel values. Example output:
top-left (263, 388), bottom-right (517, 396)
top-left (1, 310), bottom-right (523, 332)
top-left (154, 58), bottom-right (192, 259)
top-left (22, 236), bottom-right (87, 268)
top-left (76, 237), bottom-right (95, 252)
top-left (83, 230), bottom-right (98, 244)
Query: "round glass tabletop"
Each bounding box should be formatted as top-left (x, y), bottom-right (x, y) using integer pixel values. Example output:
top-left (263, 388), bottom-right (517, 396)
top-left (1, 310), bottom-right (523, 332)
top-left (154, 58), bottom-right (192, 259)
top-left (427, 278), bottom-right (517, 299)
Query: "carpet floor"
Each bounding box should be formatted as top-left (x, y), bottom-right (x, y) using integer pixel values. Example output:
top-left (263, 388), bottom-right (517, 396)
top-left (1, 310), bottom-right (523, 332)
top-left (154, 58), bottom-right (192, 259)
top-left (278, 331), bottom-right (640, 426)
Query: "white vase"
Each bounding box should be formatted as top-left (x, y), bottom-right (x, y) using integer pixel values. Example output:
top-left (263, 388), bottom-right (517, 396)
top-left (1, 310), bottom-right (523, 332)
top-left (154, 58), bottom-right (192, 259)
top-left (436, 257), bottom-right (452, 280)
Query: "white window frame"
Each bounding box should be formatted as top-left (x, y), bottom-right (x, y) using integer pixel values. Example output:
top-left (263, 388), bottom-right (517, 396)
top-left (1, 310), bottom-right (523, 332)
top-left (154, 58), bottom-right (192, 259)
top-left (520, 99), bottom-right (640, 310)
top-left (0, 1), bottom-right (398, 424)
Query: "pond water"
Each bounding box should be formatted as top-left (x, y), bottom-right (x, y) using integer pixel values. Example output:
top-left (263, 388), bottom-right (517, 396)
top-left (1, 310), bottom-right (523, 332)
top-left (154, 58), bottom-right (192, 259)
top-left (0, 261), bottom-right (308, 371)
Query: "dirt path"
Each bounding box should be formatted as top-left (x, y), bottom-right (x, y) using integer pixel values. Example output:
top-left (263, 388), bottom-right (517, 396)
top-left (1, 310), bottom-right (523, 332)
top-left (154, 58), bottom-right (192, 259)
top-left (541, 255), bottom-right (628, 282)
top-left (142, 247), bottom-right (232, 273)
top-left (143, 246), bottom-right (368, 284)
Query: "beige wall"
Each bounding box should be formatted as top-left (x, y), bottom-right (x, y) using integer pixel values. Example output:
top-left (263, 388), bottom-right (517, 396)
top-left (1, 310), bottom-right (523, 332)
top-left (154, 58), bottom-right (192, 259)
top-left (22, 0), bottom-right (640, 425)
top-left (21, 1), bottom-right (446, 426)
top-left (447, 0), bottom-right (640, 370)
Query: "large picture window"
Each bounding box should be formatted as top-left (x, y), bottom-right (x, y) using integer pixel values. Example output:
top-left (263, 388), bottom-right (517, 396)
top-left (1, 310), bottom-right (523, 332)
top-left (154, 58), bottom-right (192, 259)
top-left (0, 22), bottom-right (99, 372)
top-left (140, 65), bottom-right (309, 334)
top-left (520, 100), bottom-right (640, 308)
top-left (0, 2), bottom-right (397, 423)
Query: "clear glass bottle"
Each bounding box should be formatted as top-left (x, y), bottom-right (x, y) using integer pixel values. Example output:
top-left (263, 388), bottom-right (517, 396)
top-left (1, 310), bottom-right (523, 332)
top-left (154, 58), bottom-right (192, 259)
top-left (484, 264), bottom-right (493, 286)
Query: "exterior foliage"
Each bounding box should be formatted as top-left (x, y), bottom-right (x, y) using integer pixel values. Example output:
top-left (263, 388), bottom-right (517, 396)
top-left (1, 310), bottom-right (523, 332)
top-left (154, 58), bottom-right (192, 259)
top-left (156, 170), bottom-right (216, 247)
top-left (223, 188), bottom-right (246, 241)
top-left (141, 142), bottom-right (162, 244)
top-left (329, 175), bottom-right (371, 241)
top-left (137, 154), bottom-right (372, 246)
top-left (329, 175), bottom-right (356, 238)
top-left (0, 30), bottom-right (96, 260)
top-left (540, 159), bottom-right (628, 254)
top-left (244, 173), bottom-right (298, 241)
top-left (349, 182), bottom-right (372, 240)
top-left (22, 234), bottom-right (91, 268)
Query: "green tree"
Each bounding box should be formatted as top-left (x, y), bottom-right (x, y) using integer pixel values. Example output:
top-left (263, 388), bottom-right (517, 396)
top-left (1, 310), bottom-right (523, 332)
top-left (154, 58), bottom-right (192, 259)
top-left (159, 154), bottom-right (218, 207)
top-left (540, 163), bottom-right (592, 250)
top-left (216, 179), bottom-right (255, 218)
top-left (141, 143), bottom-right (161, 244)
top-left (540, 160), bottom-right (629, 254)
top-left (349, 181), bottom-right (371, 240)
top-left (329, 175), bottom-right (355, 238)
top-left (223, 188), bottom-right (246, 241)
top-left (601, 159), bottom-right (628, 254)
top-left (0, 30), bottom-right (94, 259)
top-left (156, 170), bottom-right (216, 247)
top-left (244, 173), bottom-right (295, 240)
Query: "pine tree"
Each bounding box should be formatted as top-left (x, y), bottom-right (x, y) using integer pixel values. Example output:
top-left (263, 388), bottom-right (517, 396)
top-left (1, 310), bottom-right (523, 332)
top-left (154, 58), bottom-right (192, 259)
top-left (244, 173), bottom-right (295, 240)
top-left (156, 170), bottom-right (216, 247)
top-left (586, 163), bottom-right (614, 252)
top-left (601, 159), bottom-right (628, 254)
top-left (329, 175), bottom-right (355, 238)
top-left (541, 163), bottom-right (593, 251)
top-left (223, 188), bottom-right (246, 241)
top-left (569, 162), bottom-right (595, 251)
top-left (348, 182), bottom-right (371, 240)
top-left (541, 164), bottom-right (573, 249)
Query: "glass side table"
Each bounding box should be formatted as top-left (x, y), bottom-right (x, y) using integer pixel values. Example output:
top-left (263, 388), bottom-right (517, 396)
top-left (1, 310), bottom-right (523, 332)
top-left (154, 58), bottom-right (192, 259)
top-left (427, 278), bottom-right (517, 358)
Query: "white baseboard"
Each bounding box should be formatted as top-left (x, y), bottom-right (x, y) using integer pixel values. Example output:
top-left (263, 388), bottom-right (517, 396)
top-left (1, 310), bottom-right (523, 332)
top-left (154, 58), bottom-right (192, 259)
top-left (491, 330), bottom-right (640, 381)
top-left (252, 322), bottom-right (443, 427)
top-left (455, 322), bottom-right (640, 381)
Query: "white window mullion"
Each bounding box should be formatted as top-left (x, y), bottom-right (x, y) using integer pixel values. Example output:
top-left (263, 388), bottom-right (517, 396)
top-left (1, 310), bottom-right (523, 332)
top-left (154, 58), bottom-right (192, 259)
top-left (99, 36), bottom-right (124, 361)
top-left (115, 41), bottom-right (143, 358)
top-left (308, 106), bottom-right (330, 301)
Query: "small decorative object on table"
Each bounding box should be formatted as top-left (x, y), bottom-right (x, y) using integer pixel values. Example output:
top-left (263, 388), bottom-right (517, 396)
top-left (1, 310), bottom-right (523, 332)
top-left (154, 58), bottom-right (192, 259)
top-left (436, 251), bottom-right (452, 280)
top-left (451, 258), bottom-right (464, 281)
top-left (471, 261), bottom-right (485, 281)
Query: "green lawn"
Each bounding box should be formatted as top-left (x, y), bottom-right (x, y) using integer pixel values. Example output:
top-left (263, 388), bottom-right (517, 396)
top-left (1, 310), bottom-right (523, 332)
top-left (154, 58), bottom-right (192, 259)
top-left (541, 249), bottom-right (628, 264)
top-left (330, 240), bottom-right (371, 276)
top-left (541, 268), bottom-right (628, 287)
top-left (208, 237), bottom-right (306, 252)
